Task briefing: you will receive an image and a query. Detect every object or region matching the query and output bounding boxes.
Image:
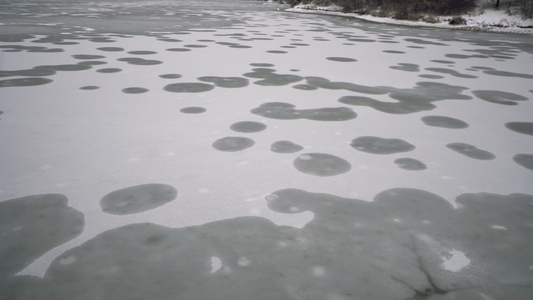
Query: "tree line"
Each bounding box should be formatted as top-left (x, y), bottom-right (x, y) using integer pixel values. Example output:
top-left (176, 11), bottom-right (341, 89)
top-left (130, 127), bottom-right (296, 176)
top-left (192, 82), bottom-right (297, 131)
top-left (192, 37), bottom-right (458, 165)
top-left (286, 0), bottom-right (533, 19)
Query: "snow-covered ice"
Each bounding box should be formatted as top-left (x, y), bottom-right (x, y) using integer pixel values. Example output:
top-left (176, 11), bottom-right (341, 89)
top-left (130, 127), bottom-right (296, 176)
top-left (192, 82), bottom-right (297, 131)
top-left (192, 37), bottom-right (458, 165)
top-left (1, 0), bottom-right (533, 299)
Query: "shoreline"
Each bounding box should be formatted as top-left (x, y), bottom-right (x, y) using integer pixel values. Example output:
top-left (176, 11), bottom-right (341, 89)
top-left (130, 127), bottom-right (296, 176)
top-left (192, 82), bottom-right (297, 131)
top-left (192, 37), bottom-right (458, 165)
top-left (285, 5), bottom-right (533, 35)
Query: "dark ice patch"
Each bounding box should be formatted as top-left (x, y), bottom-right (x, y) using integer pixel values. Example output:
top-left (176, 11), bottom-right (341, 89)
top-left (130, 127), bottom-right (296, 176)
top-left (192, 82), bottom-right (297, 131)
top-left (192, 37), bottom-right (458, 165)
top-left (394, 158), bottom-right (427, 171)
top-left (117, 57), bottom-right (162, 65)
top-left (383, 50), bottom-right (405, 54)
top-left (405, 38), bottom-right (448, 46)
top-left (421, 116), bottom-right (469, 129)
top-left (445, 54), bottom-right (488, 59)
top-left (100, 184), bottom-right (178, 215)
top-left (338, 82), bottom-right (471, 114)
top-left (326, 57), bottom-right (357, 62)
top-left (482, 70), bottom-right (533, 79)
top-left (97, 47), bottom-right (124, 52)
top-left (271, 141), bottom-right (304, 153)
top-left (250, 63), bottom-right (275, 67)
top-left (4, 187), bottom-right (533, 299)
top-left (230, 121), bottom-right (267, 133)
top-left (243, 68), bottom-right (303, 86)
top-left (72, 54), bottom-right (105, 60)
top-left (303, 76), bottom-right (391, 95)
top-left (127, 50), bottom-right (157, 55)
top-left (80, 85), bottom-right (100, 90)
top-left (251, 102), bottom-right (356, 121)
top-left (160, 74), bottom-right (182, 79)
top-left (79, 61), bottom-right (107, 66)
top-left (431, 60), bottom-right (455, 64)
top-left (0, 78), bottom-right (53, 88)
top-left (293, 153), bottom-right (351, 177)
top-left (212, 136), bottom-right (255, 152)
top-left (292, 84), bottom-right (318, 91)
top-left (122, 87), bottom-right (149, 94)
top-left (418, 74), bottom-right (444, 79)
top-left (164, 83), bottom-right (215, 93)
top-left (0, 194), bottom-right (84, 278)
top-left (197, 76), bottom-right (249, 88)
top-left (446, 143), bottom-right (495, 160)
top-left (425, 68), bottom-right (477, 78)
top-left (166, 48), bottom-right (191, 52)
top-left (390, 63), bottom-right (419, 72)
top-left (505, 122), bottom-right (533, 136)
top-left (266, 50), bottom-right (287, 54)
top-left (97, 68), bottom-right (122, 73)
top-left (184, 44), bottom-right (207, 48)
top-left (180, 107), bottom-right (206, 114)
top-left (472, 90), bottom-right (528, 105)
top-left (513, 154), bottom-right (533, 171)
top-left (350, 136), bottom-right (415, 154)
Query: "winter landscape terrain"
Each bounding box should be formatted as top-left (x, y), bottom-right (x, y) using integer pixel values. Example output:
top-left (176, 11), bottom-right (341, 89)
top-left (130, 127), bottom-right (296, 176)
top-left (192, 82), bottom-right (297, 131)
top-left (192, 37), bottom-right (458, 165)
top-left (1, 0), bottom-right (532, 299)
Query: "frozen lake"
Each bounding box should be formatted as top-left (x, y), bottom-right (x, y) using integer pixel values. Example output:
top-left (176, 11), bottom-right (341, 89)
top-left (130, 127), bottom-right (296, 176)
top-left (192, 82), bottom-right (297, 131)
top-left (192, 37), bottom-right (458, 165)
top-left (1, 0), bottom-right (533, 298)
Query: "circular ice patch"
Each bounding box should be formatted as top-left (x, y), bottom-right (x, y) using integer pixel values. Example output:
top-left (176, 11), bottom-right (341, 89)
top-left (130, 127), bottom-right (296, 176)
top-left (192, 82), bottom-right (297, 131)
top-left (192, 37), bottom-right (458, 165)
top-left (350, 136), bottom-right (415, 154)
top-left (505, 122), bottom-right (533, 136)
top-left (80, 86), bottom-right (100, 90)
top-left (293, 153), bottom-right (351, 177)
top-left (0, 78), bottom-right (53, 88)
top-left (197, 76), bottom-right (249, 88)
top-left (97, 68), bottom-right (122, 73)
top-left (394, 158), bottom-right (427, 171)
top-left (421, 116), bottom-right (469, 129)
top-left (100, 183), bottom-right (178, 215)
top-left (122, 87), bottom-right (149, 94)
top-left (159, 74), bottom-right (182, 79)
top-left (446, 143), bottom-right (495, 160)
top-left (230, 121), bottom-right (267, 133)
top-left (271, 141), bottom-right (304, 153)
top-left (163, 83), bottom-right (215, 93)
top-left (472, 90), bottom-right (528, 105)
top-left (117, 57), bottom-right (162, 65)
top-left (212, 137), bottom-right (255, 152)
top-left (513, 154), bottom-right (533, 171)
top-left (326, 57), bottom-right (357, 62)
top-left (180, 107), bottom-right (206, 114)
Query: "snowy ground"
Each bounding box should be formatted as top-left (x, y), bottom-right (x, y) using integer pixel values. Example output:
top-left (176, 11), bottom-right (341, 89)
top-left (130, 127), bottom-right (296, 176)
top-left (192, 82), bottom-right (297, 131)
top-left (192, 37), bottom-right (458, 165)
top-left (1, 0), bottom-right (533, 299)
top-left (288, 3), bottom-right (533, 34)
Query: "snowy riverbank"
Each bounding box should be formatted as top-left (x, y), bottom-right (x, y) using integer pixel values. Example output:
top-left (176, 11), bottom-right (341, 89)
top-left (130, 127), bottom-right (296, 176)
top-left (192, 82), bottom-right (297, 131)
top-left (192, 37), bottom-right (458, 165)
top-left (286, 3), bottom-right (533, 34)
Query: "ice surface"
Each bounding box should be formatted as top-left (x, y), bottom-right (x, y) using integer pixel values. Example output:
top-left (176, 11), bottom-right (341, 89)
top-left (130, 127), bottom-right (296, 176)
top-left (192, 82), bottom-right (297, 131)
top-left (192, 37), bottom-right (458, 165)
top-left (1, 0), bottom-right (533, 298)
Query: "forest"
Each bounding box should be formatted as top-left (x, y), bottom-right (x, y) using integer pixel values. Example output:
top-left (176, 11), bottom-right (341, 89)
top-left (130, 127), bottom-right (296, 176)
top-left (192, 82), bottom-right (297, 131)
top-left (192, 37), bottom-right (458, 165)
top-left (285, 0), bottom-right (533, 20)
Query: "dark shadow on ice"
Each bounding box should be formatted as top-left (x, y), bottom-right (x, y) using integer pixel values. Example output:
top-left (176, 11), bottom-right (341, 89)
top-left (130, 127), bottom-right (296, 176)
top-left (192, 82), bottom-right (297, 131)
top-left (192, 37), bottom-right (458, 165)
top-left (0, 78), bottom-right (53, 88)
top-left (198, 76), bottom-right (249, 88)
top-left (293, 153), bottom-right (351, 176)
top-left (0, 194), bottom-right (84, 284)
top-left (350, 136), bottom-right (415, 154)
top-left (230, 121), bottom-right (267, 133)
top-left (4, 188), bottom-right (532, 299)
top-left (394, 158), bottom-right (427, 171)
top-left (164, 82), bottom-right (215, 93)
top-left (421, 116), bottom-right (469, 129)
top-left (180, 107), bottom-right (206, 114)
top-left (271, 140), bottom-right (304, 153)
top-left (505, 122), bottom-right (533, 136)
top-left (212, 136), bottom-right (255, 152)
top-left (390, 63), bottom-right (420, 72)
top-left (100, 183), bottom-right (178, 215)
top-left (243, 68), bottom-right (303, 86)
top-left (251, 102), bottom-right (356, 121)
top-left (446, 143), bottom-right (496, 160)
top-left (472, 90), bottom-right (529, 105)
top-left (337, 81), bottom-right (471, 114)
top-left (513, 154), bottom-right (533, 171)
